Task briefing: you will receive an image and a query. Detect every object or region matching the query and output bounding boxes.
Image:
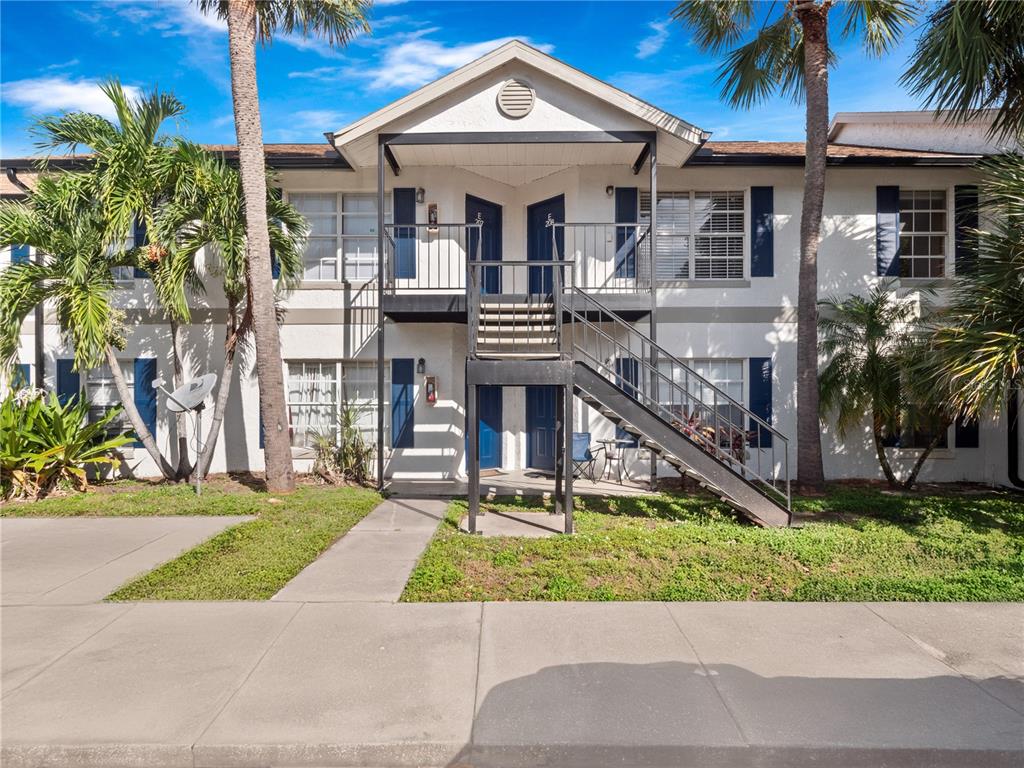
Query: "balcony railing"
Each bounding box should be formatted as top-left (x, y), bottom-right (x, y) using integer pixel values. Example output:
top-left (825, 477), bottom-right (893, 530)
top-left (550, 221), bottom-right (652, 294)
top-left (382, 221), bottom-right (653, 296)
top-left (382, 223), bottom-right (481, 294)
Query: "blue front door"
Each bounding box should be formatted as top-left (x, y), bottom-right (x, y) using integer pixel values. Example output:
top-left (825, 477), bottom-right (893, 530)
top-left (478, 385), bottom-right (502, 469)
top-left (526, 385), bottom-right (558, 471)
top-left (466, 194), bottom-right (502, 294)
top-left (527, 194), bottom-right (565, 294)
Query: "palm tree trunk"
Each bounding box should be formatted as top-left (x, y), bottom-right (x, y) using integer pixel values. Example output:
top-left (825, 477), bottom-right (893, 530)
top-left (871, 410), bottom-right (898, 488)
top-left (901, 421), bottom-right (951, 490)
top-left (195, 304), bottom-right (241, 480)
top-left (105, 344), bottom-right (175, 479)
top-left (169, 319), bottom-right (192, 479)
top-left (225, 0), bottom-right (295, 493)
top-left (794, 0), bottom-right (829, 491)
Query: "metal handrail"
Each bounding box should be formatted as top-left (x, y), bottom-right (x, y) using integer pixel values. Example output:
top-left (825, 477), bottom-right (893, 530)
top-left (382, 222), bottom-right (482, 293)
top-left (568, 287), bottom-right (791, 509)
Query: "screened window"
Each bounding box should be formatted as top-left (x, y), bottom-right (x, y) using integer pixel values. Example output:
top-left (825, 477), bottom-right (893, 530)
top-left (641, 190), bottom-right (744, 281)
top-left (342, 194), bottom-right (379, 281)
top-left (899, 189), bottom-right (947, 278)
top-left (286, 360), bottom-right (386, 448)
top-left (291, 193), bottom-right (339, 281)
top-left (290, 192), bottom-right (390, 282)
top-left (86, 361), bottom-right (133, 437)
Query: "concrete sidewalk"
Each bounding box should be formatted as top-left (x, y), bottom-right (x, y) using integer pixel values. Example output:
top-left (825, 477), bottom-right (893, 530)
top-left (0, 516), bottom-right (254, 605)
top-left (2, 601), bottom-right (1021, 767)
top-left (271, 498), bottom-right (445, 602)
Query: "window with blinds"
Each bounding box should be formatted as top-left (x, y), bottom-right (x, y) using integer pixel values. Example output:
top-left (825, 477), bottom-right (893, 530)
top-left (641, 190), bottom-right (745, 281)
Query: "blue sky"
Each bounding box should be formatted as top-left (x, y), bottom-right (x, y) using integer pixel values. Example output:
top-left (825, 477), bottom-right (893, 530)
top-left (1, 0), bottom-right (932, 157)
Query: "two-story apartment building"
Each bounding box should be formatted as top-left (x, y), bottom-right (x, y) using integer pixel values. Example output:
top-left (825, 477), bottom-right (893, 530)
top-left (3, 41), bottom-right (1020, 515)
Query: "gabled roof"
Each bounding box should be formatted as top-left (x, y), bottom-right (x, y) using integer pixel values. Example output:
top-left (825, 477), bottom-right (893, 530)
top-left (328, 40), bottom-right (709, 164)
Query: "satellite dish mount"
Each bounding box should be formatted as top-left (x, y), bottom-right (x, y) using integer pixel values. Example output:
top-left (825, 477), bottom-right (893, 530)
top-left (153, 373), bottom-right (218, 496)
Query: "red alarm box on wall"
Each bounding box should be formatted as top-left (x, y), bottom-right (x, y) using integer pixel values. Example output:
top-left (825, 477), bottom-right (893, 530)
top-left (424, 375), bottom-right (437, 405)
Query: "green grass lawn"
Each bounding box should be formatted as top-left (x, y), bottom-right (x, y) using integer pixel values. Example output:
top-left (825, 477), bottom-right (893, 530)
top-left (402, 488), bottom-right (1024, 602)
top-left (1, 478), bottom-right (382, 600)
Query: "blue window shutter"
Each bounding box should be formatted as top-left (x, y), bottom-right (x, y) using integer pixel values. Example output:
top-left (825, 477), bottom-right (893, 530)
top-left (393, 188), bottom-right (416, 280)
top-left (133, 358), bottom-right (157, 448)
top-left (750, 187), bottom-right (774, 277)
top-left (11, 244), bottom-right (30, 264)
top-left (391, 358), bottom-right (415, 448)
top-left (271, 246), bottom-right (280, 279)
top-left (876, 186), bottom-right (900, 277)
top-left (259, 414), bottom-right (265, 449)
top-left (955, 415), bottom-right (980, 448)
top-left (13, 363), bottom-right (31, 388)
top-left (955, 185), bottom-right (979, 276)
top-left (56, 359), bottom-right (80, 405)
top-left (132, 218), bottom-right (149, 278)
top-left (615, 357), bottom-right (639, 446)
top-left (748, 357), bottom-right (773, 449)
top-left (614, 187), bottom-right (638, 279)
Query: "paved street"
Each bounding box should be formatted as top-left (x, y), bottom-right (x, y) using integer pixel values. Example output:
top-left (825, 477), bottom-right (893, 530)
top-left (1, 506), bottom-right (1021, 767)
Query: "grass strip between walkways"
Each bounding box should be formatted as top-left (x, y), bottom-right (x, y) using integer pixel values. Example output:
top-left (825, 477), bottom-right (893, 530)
top-left (1, 479), bottom-right (381, 600)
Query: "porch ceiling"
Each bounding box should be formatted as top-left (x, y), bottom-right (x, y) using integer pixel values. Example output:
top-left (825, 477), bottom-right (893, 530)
top-left (391, 141), bottom-right (643, 186)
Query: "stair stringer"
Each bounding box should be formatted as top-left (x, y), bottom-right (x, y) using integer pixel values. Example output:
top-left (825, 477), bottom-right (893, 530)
top-left (574, 361), bottom-right (791, 528)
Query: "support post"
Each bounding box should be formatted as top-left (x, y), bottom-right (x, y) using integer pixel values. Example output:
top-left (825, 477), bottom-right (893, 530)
top-left (554, 385), bottom-right (565, 516)
top-left (648, 136), bottom-right (659, 492)
top-left (467, 382), bottom-right (480, 533)
top-left (563, 381), bottom-right (574, 534)
top-left (376, 139), bottom-right (386, 490)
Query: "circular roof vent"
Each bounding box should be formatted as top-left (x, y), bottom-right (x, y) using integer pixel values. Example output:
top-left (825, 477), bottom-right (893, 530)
top-left (497, 79), bottom-right (535, 119)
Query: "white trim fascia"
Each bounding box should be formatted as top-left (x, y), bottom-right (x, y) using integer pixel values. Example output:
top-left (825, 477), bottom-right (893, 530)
top-left (828, 109), bottom-right (1000, 140)
top-left (330, 40), bottom-right (708, 156)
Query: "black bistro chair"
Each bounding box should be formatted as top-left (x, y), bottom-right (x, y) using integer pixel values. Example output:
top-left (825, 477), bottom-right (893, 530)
top-left (572, 432), bottom-right (604, 482)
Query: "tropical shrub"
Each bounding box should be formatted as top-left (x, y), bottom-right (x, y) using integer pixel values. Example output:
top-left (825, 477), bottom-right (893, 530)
top-left (0, 389), bottom-right (132, 500)
top-left (310, 403), bottom-right (375, 486)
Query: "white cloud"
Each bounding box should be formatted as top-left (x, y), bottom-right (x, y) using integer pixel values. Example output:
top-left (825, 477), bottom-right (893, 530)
top-left (2, 77), bottom-right (142, 119)
top-left (636, 20), bottom-right (670, 60)
top-left (288, 65), bottom-right (343, 80)
top-left (360, 35), bottom-right (554, 90)
top-left (267, 109), bottom-right (350, 141)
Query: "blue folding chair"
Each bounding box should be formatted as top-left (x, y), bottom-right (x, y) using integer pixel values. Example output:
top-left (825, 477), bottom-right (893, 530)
top-left (572, 432), bottom-right (604, 481)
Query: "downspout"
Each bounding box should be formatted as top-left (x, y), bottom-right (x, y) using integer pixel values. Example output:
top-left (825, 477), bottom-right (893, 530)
top-left (6, 168), bottom-right (45, 390)
top-left (1009, 389), bottom-right (1023, 488)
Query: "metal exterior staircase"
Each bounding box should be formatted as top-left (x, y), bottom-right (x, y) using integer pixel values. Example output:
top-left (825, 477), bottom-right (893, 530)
top-left (476, 298), bottom-right (559, 359)
top-left (568, 289), bottom-right (791, 527)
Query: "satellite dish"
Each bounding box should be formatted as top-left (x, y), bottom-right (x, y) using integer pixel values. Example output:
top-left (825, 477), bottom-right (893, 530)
top-left (166, 373), bottom-right (217, 413)
top-left (152, 372), bottom-right (218, 496)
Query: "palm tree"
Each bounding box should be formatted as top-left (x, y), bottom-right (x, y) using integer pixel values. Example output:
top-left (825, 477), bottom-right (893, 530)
top-left (0, 173), bottom-right (177, 478)
top-left (923, 153), bottom-right (1024, 418)
top-left (35, 80), bottom-right (196, 478)
top-left (901, 0), bottom-right (1024, 142)
top-left (672, 0), bottom-right (916, 490)
top-left (818, 283), bottom-right (927, 488)
top-left (156, 140), bottom-right (307, 480)
top-left (196, 0), bottom-right (370, 493)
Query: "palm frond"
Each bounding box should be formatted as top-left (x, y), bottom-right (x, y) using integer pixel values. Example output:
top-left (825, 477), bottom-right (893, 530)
top-left (900, 0), bottom-right (1024, 141)
top-left (671, 0), bottom-right (755, 53)
top-left (840, 0), bottom-right (917, 57)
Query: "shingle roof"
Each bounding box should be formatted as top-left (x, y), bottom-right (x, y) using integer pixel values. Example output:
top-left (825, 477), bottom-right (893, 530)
top-left (690, 141), bottom-right (981, 166)
top-left (0, 139), bottom-right (982, 191)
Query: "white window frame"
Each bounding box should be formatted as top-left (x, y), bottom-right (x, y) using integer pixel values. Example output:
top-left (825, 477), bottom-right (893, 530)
top-left (899, 188), bottom-right (949, 280)
top-left (285, 359), bottom-right (388, 450)
top-left (641, 189), bottom-right (747, 283)
top-left (285, 191), bottom-right (392, 284)
top-left (656, 357), bottom-right (747, 441)
top-left (86, 360), bottom-right (134, 439)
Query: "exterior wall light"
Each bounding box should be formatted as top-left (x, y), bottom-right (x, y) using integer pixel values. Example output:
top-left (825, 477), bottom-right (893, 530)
top-left (416, 357), bottom-right (426, 374)
top-left (605, 185), bottom-right (614, 197)
top-left (415, 187), bottom-right (426, 204)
